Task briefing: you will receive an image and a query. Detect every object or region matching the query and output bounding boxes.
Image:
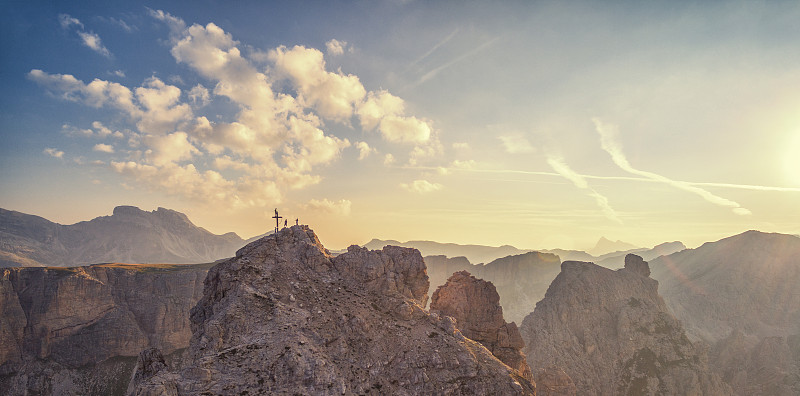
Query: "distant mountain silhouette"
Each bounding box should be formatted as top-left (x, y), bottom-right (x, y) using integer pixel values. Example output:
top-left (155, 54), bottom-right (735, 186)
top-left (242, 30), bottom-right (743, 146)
top-left (651, 230), bottom-right (800, 395)
top-left (587, 236), bottom-right (639, 256)
top-left (364, 239), bottom-right (529, 264)
top-left (0, 206), bottom-right (258, 267)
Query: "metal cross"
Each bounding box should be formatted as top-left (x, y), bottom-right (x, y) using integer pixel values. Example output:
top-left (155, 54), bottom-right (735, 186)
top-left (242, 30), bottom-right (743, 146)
top-left (272, 208), bottom-right (282, 233)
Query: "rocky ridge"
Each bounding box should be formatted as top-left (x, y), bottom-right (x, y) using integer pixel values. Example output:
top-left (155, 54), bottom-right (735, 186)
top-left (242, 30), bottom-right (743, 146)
top-left (650, 230), bottom-right (800, 395)
top-left (0, 206), bottom-right (249, 267)
top-left (430, 270), bottom-right (533, 381)
top-left (520, 254), bottom-right (729, 395)
top-left (130, 226), bottom-right (535, 395)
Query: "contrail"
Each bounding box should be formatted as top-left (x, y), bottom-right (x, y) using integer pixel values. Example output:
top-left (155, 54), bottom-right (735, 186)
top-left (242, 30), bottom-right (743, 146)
top-left (405, 28), bottom-right (460, 71)
top-left (593, 118), bottom-right (751, 216)
top-left (546, 154), bottom-right (623, 224)
top-left (410, 36), bottom-right (500, 88)
top-left (400, 166), bottom-right (800, 192)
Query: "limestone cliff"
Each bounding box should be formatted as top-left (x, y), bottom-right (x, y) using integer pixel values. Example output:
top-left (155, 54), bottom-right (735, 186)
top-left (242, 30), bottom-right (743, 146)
top-left (430, 270), bottom-right (533, 381)
top-left (520, 254), bottom-right (729, 395)
top-left (130, 226), bottom-right (535, 395)
top-left (0, 263), bottom-right (209, 395)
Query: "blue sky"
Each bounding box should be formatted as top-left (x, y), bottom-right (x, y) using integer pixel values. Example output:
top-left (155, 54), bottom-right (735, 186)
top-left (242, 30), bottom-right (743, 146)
top-left (2, 1), bottom-right (800, 250)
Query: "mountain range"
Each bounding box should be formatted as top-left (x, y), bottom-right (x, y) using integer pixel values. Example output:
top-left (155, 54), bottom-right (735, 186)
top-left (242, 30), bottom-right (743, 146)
top-left (0, 206), bottom-right (263, 267)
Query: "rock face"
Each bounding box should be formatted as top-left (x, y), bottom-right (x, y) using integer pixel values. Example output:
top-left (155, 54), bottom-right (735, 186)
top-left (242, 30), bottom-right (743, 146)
top-left (426, 252), bottom-right (562, 324)
top-left (130, 226), bottom-right (535, 395)
top-left (534, 366), bottom-right (577, 396)
top-left (0, 206), bottom-right (249, 267)
top-left (650, 231), bottom-right (800, 395)
top-left (520, 256), bottom-right (729, 396)
top-left (430, 271), bottom-right (533, 381)
top-left (0, 263), bottom-right (209, 395)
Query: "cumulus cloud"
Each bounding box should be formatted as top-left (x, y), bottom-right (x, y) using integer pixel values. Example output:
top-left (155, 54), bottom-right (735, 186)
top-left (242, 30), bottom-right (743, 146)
top-left (188, 84), bottom-right (211, 106)
top-left (112, 70), bottom-right (126, 78)
top-left (31, 11), bottom-right (437, 211)
top-left (43, 148), bottom-right (64, 158)
top-left (93, 143), bottom-right (115, 153)
top-left (547, 154), bottom-right (622, 223)
top-left (270, 45), bottom-right (366, 122)
top-left (593, 118), bottom-right (751, 216)
top-left (325, 39), bottom-right (348, 56)
top-left (355, 141), bottom-right (375, 160)
top-left (59, 14), bottom-right (111, 57)
top-left (302, 198), bottom-right (352, 215)
top-left (499, 134), bottom-right (536, 154)
top-left (401, 179), bottom-right (443, 194)
top-left (384, 153), bottom-right (396, 166)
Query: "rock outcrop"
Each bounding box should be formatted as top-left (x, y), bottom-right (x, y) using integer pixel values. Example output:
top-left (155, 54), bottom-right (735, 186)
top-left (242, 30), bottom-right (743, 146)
top-left (130, 226), bottom-right (535, 395)
top-left (520, 255), bottom-right (729, 395)
top-left (430, 270), bottom-right (533, 381)
top-left (426, 252), bottom-right (562, 324)
top-left (0, 263), bottom-right (209, 395)
top-left (0, 206), bottom-right (250, 267)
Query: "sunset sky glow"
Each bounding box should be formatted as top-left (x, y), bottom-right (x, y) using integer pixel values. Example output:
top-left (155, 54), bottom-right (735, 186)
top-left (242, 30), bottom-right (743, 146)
top-left (2, 1), bottom-right (800, 250)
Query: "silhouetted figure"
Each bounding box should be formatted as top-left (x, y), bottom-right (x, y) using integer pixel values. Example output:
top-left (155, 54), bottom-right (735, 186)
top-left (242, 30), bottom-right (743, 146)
top-left (295, 218), bottom-right (299, 226)
top-left (284, 219), bottom-right (288, 228)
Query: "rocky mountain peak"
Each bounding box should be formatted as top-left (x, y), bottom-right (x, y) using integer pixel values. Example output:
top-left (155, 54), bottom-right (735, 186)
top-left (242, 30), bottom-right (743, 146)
top-left (521, 259), bottom-right (729, 395)
top-left (623, 253), bottom-right (650, 277)
top-left (131, 226), bottom-right (535, 394)
top-left (430, 270), bottom-right (533, 381)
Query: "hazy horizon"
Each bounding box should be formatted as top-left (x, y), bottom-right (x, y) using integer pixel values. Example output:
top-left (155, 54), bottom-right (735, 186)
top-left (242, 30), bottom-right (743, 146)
top-left (3, 1), bottom-right (800, 250)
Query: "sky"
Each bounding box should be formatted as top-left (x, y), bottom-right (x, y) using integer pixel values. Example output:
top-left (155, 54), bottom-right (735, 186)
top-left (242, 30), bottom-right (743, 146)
top-left (2, 1), bottom-right (800, 251)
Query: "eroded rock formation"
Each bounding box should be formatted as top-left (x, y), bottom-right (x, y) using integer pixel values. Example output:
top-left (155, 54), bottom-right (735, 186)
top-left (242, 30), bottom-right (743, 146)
top-left (0, 263), bottom-right (208, 395)
top-left (130, 226), bottom-right (535, 395)
top-left (430, 270), bottom-right (533, 381)
top-left (520, 255), bottom-right (729, 395)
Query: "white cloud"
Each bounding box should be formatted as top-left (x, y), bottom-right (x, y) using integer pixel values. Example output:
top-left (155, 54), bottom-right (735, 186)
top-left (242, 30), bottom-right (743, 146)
top-left (32, 11), bottom-right (435, 211)
top-left (401, 179), bottom-right (443, 194)
top-left (593, 118), bottom-right (751, 216)
top-left (43, 148), bottom-right (64, 158)
top-left (355, 141), bottom-right (375, 160)
top-left (93, 143), bottom-right (115, 153)
top-left (302, 198), bottom-right (352, 215)
top-left (384, 153), bottom-right (396, 166)
top-left (451, 159), bottom-right (476, 169)
top-left (188, 84), bottom-right (211, 106)
top-left (58, 14), bottom-right (111, 57)
top-left (112, 70), bottom-right (126, 78)
top-left (498, 134), bottom-right (536, 154)
top-left (144, 132), bottom-right (199, 166)
top-left (547, 154), bottom-right (622, 224)
top-left (378, 115), bottom-right (432, 144)
top-left (325, 39), bottom-right (347, 56)
top-left (270, 45), bottom-right (366, 122)
top-left (58, 14), bottom-right (82, 29)
top-left (452, 142), bottom-right (471, 150)
top-left (77, 31), bottom-right (111, 57)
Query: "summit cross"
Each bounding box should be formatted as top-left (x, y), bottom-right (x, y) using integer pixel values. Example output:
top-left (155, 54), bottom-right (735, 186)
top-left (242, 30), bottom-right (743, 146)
top-left (272, 209), bottom-right (282, 233)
